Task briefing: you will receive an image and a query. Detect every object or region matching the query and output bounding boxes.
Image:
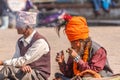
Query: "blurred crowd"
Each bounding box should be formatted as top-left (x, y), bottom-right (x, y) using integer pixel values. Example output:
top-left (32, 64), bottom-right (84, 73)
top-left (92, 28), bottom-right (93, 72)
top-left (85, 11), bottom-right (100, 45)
top-left (91, 0), bottom-right (117, 16)
top-left (0, 0), bottom-right (34, 29)
top-left (0, 0), bottom-right (118, 29)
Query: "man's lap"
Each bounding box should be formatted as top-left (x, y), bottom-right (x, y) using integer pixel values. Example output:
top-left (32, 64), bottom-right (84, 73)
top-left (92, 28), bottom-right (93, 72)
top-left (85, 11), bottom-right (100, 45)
top-left (0, 65), bottom-right (44, 80)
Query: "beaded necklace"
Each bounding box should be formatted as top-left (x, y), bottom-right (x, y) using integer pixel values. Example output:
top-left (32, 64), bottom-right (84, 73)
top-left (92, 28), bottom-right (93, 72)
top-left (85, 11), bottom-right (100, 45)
top-left (73, 39), bottom-right (91, 75)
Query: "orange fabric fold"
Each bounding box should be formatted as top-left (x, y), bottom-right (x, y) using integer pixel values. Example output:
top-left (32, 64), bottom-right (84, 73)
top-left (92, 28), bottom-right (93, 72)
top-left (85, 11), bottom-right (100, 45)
top-left (65, 16), bottom-right (89, 41)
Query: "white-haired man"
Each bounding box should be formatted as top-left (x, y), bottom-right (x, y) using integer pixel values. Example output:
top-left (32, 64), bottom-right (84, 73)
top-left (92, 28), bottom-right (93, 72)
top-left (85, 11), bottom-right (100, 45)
top-left (0, 11), bottom-right (51, 80)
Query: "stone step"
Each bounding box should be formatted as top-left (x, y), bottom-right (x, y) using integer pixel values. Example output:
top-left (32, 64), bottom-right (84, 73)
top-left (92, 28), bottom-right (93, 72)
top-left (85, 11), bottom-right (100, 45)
top-left (88, 20), bottom-right (120, 26)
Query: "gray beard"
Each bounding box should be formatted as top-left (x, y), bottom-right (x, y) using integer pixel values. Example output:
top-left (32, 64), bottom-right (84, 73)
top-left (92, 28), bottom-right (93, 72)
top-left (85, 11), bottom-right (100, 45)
top-left (78, 47), bottom-right (84, 57)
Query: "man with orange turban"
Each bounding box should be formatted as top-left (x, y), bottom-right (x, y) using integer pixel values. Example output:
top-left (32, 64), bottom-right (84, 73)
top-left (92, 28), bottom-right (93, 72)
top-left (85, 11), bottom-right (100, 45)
top-left (54, 15), bottom-right (113, 80)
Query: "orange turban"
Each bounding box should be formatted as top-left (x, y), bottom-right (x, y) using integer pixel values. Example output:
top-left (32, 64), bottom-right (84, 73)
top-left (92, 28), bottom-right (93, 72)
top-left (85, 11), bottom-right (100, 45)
top-left (65, 16), bottom-right (89, 41)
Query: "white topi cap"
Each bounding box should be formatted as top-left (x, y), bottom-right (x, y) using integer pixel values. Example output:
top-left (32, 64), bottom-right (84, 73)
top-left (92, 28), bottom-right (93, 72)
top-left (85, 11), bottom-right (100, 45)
top-left (16, 11), bottom-right (37, 28)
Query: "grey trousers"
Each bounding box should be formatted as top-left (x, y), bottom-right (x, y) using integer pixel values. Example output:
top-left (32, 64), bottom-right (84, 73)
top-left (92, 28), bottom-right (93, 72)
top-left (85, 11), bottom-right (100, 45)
top-left (0, 65), bottom-right (45, 80)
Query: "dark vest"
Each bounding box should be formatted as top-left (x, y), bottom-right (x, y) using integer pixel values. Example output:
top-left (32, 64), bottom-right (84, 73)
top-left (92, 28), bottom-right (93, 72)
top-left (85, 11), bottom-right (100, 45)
top-left (18, 32), bottom-right (51, 80)
top-left (89, 41), bottom-right (113, 77)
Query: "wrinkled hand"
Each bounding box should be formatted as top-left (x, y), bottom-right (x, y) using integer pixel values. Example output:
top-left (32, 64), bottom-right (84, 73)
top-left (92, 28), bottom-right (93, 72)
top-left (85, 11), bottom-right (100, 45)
top-left (55, 50), bottom-right (64, 64)
top-left (21, 65), bottom-right (32, 73)
top-left (66, 48), bottom-right (78, 58)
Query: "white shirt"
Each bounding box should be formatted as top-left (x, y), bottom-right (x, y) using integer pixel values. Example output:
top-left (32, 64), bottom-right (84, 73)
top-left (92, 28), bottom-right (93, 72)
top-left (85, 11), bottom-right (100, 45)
top-left (3, 30), bottom-right (50, 67)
